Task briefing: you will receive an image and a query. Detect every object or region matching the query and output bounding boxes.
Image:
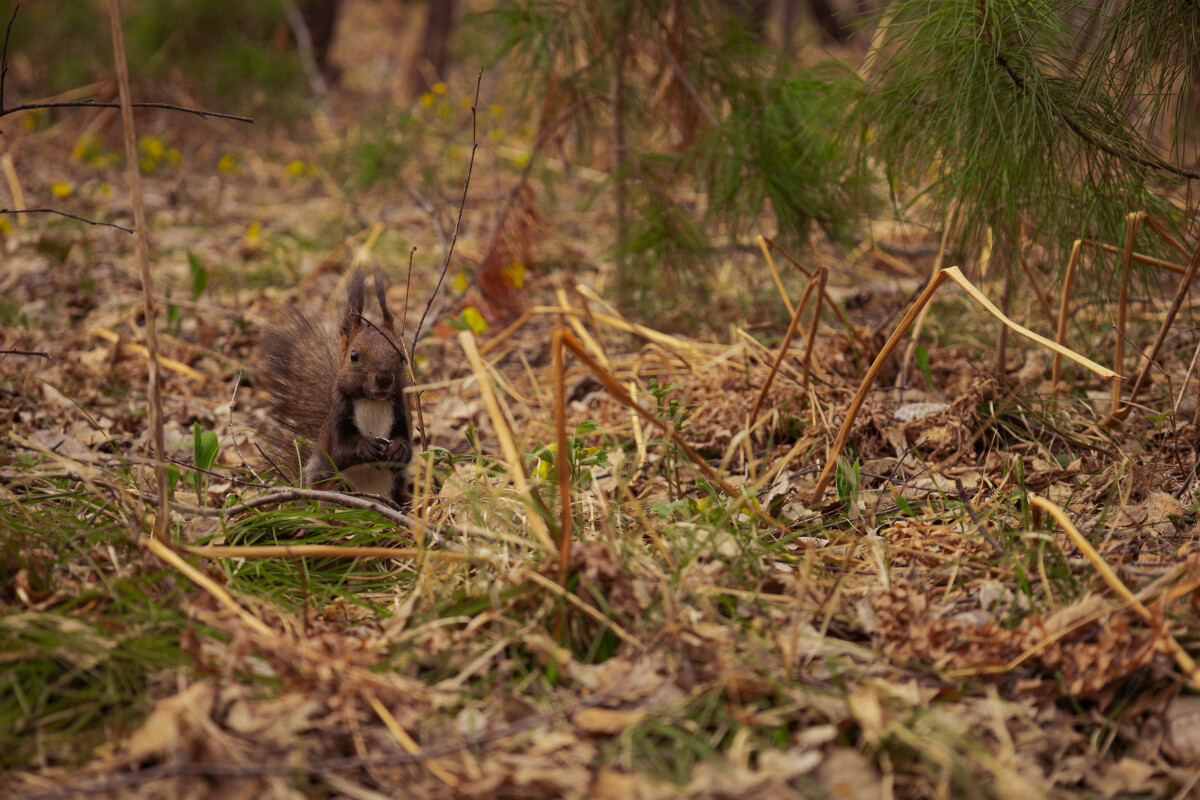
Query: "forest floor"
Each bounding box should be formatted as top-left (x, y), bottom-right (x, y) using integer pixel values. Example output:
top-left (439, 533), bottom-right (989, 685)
top-left (5, 4), bottom-right (1200, 799)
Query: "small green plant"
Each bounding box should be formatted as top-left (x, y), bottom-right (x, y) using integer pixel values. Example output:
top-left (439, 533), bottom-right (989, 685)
top-left (914, 344), bottom-right (934, 389)
top-left (187, 251), bottom-right (209, 300)
top-left (530, 420), bottom-right (611, 491)
top-left (167, 422), bottom-right (218, 503)
top-left (835, 456), bottom-right (861, 511)
top-left (644, 379), bottom-right (692, 500)
top-left (166, 252), bottom-right (211, 336)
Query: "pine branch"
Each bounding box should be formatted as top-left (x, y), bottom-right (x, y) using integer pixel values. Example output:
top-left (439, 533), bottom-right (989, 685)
top-left (992, 52), bottom-right (1199, 181)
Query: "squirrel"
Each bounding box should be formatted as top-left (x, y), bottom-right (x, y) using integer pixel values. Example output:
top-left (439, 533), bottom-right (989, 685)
top-left (259, 268), bottom-right (413, 506)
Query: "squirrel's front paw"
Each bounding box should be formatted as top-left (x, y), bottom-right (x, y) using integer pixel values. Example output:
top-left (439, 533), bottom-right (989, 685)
top-left (384, 438), bottom-right (411, 464)
top-left (357, 437), bottom-right (387, 462)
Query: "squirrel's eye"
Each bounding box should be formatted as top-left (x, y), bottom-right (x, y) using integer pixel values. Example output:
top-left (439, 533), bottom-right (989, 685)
top-left (350, 349), bottom-right (359, 363)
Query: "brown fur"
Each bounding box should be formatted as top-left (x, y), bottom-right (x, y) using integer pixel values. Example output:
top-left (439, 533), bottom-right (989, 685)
top-left (259, 269), bottom-right (412, 505)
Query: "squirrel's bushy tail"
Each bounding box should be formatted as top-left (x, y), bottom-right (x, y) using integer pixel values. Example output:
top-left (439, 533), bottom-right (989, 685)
top-left (257, 307), bottom-right (339, 482)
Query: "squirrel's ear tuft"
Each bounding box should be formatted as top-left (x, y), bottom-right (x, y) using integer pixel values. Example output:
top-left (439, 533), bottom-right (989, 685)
top-left (374, 268), bottom-right (396, 332)
top-left (341, 269), bottom-right (366, 337)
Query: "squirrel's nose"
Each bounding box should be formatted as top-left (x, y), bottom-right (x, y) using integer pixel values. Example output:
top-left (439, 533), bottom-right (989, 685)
top-left (374, 373), bottom-right (393, 391)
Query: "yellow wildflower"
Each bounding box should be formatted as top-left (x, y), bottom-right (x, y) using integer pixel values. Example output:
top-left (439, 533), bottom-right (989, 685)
top-left (245, 219), bottom-right (261, 248)
top-left (100, 182), bottom-right (111, 196)
top-left (217, 153), bottom-right (239, 174)
top-left (431, 82), bottom-right (447, 95)
top-left (285, 159), bottom-right (307, 177)
top-left (167, 148), bottom-right (181, 165)
top-left (71, 133), bottom-right (102, 161)
top-left (139, 135), bottom-right (165, 160)
top-left (489, 104), bottom-right (503, 118)
top-left (502, 260), bottom-right (526, 289)
top-left (419, 92), bottom-right (435, 108)
top-left (462, 306), bottom-right (487, 334)
top-left (0, 216), bottom-right (12, 235)
top-left (534, 444), bottom-right (557, 480)
top-left (51, 182), bottom-right (72, 198)
top-left (452, 271), bottom-right (470, 293)
top-left (139, 156), bottom-right (157, 174)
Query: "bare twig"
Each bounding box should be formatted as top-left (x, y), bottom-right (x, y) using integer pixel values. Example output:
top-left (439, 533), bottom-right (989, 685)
top-left (0, 348), bottom-right (49, 358)
top-left (351, 312), bottom-right (408, 364)
top-left (401, 244), bottom-right (418, 336)
top-left (225, 370), bottom-right (262, 482)
top-left (1110, 212), bottom-right (1142, 417)
top-left (553, 325), bottom-right (572, 578)
top-left (1, 207), bottom-right (133, 233)
top-left (108, 0), bottom-right (168, 540)
top-left (1051, 239), bottom-right (1083, 393)
top-left (1106, 235), bottom-right (1200, 423)
top-left (748, 268), bottom-right (821, 427)
top-left (414, 69), bottom-right (482, 349)
top-left (761, 236), bottom-right (854, 331)
top-left (0, 5), bottom-right (15, 113)
top-left (1, 99), bottom-right (253, 124)
top-left (219, 487), bottom-right (414, 526)
top-left (801, 267), bottom-right (827, 389)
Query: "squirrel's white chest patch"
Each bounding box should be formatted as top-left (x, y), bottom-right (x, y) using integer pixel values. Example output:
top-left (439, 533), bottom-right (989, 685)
top-left (353, 398), bottom-right (394, 439)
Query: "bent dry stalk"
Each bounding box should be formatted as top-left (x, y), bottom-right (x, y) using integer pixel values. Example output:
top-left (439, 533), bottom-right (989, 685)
top-left (808, 266), bottom-right (1118, 503)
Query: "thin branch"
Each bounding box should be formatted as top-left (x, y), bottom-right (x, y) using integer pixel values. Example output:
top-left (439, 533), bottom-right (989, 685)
top-left (0, 348), bottom-right (49, 358)
top-left (351, 312), bottom-right (408, 363)
top-left (0, 99), bottom-right (253, 124)
top-left (1, 207), bottom-right (134, 233)
top-left (414, 69), bottom-right (482, 348)
top-left (218, 487), bottom-right (414, 526)
top-left (225, 370), bottom-right (263, 483)
top-left (0, 4), bottom-right (16, 113)
top-left (108, 0), bottom-right (168, 540)
top-left (401, 244), bottom-right (418, 335)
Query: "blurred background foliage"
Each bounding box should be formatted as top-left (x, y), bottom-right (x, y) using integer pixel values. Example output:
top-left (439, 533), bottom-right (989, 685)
top-left (4, 0), bottom-right (308, 118)
top-left (5, 0), bottom-right (1199, 310)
